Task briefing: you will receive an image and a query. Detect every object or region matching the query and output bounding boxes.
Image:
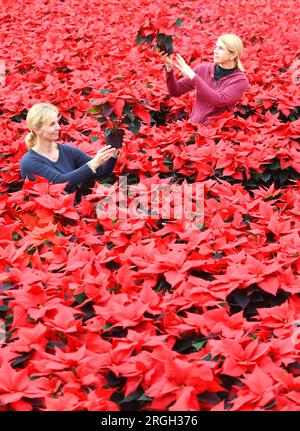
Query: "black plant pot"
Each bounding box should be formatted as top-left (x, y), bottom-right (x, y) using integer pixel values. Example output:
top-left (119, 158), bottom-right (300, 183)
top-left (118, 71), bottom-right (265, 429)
top-left (104, 129), bottom-right (125, 149)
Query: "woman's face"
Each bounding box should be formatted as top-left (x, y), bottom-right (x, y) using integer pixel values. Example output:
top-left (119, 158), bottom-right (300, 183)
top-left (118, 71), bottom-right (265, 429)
top-left (35, 113), bottom-right (60, 141)
top-left (213, 39), bottom-right (236, 65)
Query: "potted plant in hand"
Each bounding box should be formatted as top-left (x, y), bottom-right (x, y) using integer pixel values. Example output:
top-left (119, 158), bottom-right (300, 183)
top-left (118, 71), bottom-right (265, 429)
top-left (153, 32), bottom-right (174, 55)
top-left (136, 8), bottom-right (183, 55)
top-left (103, 125), bottom-right (125, 149)
top-left (89, 94), bottom-right (151, 147)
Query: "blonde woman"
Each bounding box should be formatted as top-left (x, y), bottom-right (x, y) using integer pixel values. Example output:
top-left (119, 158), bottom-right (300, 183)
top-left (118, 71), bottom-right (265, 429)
top-left (20, 103), bottom-right (120, 203)
top-left (159, 34), bottom-right (249, 126)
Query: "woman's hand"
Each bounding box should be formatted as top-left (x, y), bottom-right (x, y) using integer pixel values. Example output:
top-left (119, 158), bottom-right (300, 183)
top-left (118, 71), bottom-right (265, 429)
top-left (90, 145), bottom-right (118, 170)
top-left (157, 48), bottom-right (173, 71)
top-left (174, 54), bottom-right (196, 79)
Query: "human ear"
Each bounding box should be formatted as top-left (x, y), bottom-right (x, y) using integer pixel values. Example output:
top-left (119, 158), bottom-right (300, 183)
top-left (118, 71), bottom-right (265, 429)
top-left (32, 126), bottom-right (41, 136)
top-left (230, 52), bottom-right (237, 62)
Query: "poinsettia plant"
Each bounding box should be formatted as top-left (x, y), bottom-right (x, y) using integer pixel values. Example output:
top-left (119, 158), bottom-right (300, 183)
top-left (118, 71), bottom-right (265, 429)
top-left (135, 9), bottom-right (183, 55)
top-left (89, 93), bottom-right (151, 148)
top-left (1, 0), bottom-right (300, 414)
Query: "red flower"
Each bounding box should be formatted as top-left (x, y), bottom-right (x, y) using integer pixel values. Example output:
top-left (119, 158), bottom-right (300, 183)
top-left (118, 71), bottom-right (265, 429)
top-left (0, 360), bottom-right (48, 405)
top-left (1, 0), bottom-right (300, 412)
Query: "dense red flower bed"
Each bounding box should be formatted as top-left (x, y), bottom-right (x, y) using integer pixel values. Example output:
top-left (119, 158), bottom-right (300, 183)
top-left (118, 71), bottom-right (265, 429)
top-left (0, 0), bottom-right (300, 411)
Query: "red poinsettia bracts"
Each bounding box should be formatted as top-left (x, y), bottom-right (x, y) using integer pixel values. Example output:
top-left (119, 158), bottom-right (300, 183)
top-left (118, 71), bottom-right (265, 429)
top-left (0, 0), bottom-right (299, 411)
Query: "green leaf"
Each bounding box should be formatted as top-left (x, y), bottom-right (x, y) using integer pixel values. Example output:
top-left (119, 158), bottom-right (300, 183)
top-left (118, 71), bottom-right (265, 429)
top-left (80, 303), bottom-right (95, 322)
top-left (278, 171), bottom-right (288, 183)
top-left (12, 351), bottom-right (33, 368)
top-left (268, 160), bottom-right (281, 170)
top-left (264, 193), bottom-right (283, 201)
top-left (95, 117), bottom-right (107, 124)
top-left (186, 134), bottom-right (195, 145)
top-left (12, 232), bottom-right (21, 241)
top-left (261, 172), bottom-right (271, 182)
top-left (119, 387), bottom-right (144, 405)
top-left (29, 375), bottom-right (42, 381)
top-left (99, 88), bottom-right (113, 94)
top-left (123, 103), bottom-right (135, 121)
top-left (89, 105), bottom-right (102, 113)
top-left (137, 393), bottom-right (152, 402)
top-left (174, 17), bottom-right (183, 27)
top-left (202, 353), bottom-right (213, 361)
top-left (96, 223), bottom-right (104, 234)
top-left (47, 341), bottom-right (65, 350)
top-left (213, 251), bottom-right (225, 259)
top-left (136, 31), bottom-right (154, 47)
top-left (73, 292), bottom-right (88, 305)
top-left (128, 118), bottom-right (141, 136)
top-left (192, 340), bottom-right (206, 351)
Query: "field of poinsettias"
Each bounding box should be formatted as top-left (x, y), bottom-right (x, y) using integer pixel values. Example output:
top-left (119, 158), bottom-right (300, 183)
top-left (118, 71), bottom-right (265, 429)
top-left (0, 0), bottom-right (300, 411)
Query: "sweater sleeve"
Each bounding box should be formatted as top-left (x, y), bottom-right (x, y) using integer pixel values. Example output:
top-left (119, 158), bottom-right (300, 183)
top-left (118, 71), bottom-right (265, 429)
top-left (20, 145), bottom-right (118, 192)
top-left (165, 65), bottom-right (204, 97)
top-left (190, 74), bottom-right (249, 107)
top-left (20, 156), bottom-right (95, 191)
top-left (68, 144), bottom-right (117, 178)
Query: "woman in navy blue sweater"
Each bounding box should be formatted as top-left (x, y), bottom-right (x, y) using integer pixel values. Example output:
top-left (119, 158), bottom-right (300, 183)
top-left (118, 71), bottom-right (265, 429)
top-left (20, 103), bottom-right (119, 203)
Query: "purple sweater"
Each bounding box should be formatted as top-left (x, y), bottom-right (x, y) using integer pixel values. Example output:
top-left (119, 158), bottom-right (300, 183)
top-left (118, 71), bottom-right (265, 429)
top-left (166, 62), bottom-right (249, 126)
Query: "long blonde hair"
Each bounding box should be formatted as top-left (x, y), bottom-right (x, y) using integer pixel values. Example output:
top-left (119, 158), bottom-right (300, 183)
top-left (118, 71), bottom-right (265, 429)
top-left (25, 103), bottom-right (59, 149)
top-left (218, 34), bottom-right (245, 72)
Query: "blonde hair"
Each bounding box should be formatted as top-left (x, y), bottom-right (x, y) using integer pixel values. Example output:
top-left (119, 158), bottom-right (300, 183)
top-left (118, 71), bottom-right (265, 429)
top-left (25, 103), bottom-right (59, 149)
top-left (218, 34), bottom-right (245, 72)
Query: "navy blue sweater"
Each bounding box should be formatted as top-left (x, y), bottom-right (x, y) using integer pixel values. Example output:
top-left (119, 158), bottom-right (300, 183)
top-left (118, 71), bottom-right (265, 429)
top-left (20, 143), bottom-right (117, 194)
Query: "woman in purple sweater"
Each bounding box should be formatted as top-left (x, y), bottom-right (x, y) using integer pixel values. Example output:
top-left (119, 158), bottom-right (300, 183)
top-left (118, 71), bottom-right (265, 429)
top-left (159, 34), bottom-right (249, 126)
top-left (20, 103), bottom-right (119, 203)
